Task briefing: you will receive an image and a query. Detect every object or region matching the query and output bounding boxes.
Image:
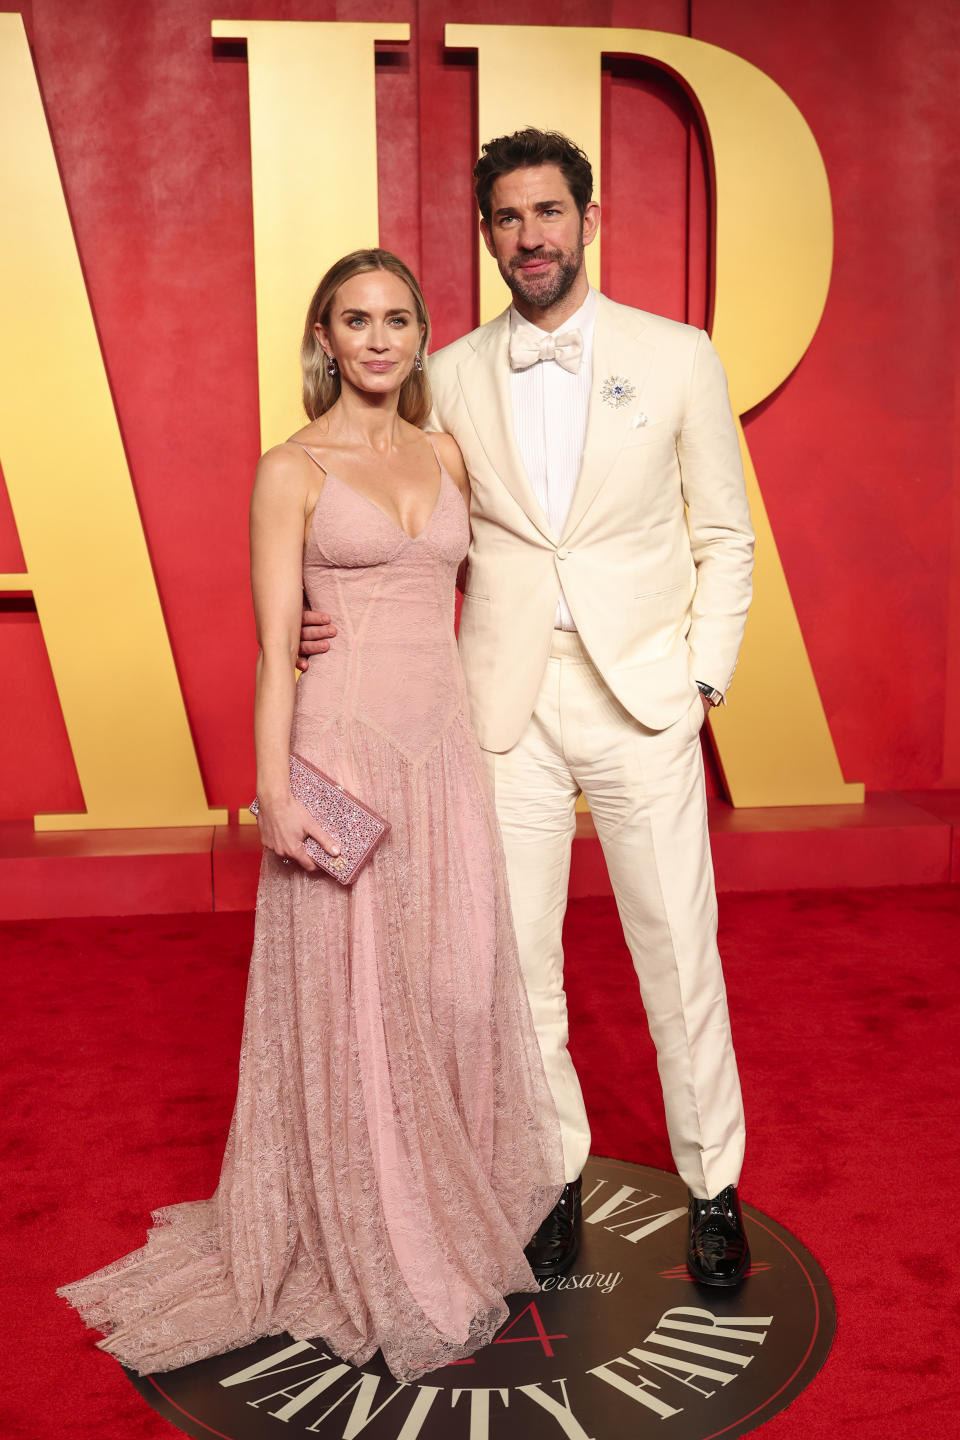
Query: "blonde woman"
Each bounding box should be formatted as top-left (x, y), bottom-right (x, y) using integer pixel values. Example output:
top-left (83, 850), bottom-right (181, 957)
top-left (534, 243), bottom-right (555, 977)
top-left (59, 250), bottom-right (563, 1382)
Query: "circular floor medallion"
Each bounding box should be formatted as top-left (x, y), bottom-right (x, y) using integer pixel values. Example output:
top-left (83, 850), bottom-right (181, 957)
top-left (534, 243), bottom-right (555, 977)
top-left (126, 1157), bottom-right (835, 1440)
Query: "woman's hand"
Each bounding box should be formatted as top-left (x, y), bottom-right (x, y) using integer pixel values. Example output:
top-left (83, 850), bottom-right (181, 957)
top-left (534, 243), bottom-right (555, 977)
top-left (256, 794), bottom-right (341, 872)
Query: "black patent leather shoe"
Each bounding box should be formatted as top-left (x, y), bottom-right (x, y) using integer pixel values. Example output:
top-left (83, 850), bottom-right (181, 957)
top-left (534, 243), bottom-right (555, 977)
top-left (686, 1184), bottom-right (751, 1287)
top-left (524, 1177), bottom-right (582, 1278)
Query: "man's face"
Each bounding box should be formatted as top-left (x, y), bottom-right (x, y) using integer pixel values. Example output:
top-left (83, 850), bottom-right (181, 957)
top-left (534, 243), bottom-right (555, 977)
top-left (480, 163), bottom-right (598, 311)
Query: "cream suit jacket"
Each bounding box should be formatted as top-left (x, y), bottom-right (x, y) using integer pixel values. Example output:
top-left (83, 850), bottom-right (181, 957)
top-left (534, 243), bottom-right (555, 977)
top-left (428, 292), bottom-right (754, 753)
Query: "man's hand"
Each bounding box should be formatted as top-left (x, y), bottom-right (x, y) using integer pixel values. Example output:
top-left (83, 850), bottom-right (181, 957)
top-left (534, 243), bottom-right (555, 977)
top-left (297, 609), bottom-right (337, 673)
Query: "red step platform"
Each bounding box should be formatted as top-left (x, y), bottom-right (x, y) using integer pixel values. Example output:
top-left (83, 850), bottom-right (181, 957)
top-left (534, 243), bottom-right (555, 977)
top-left (0, 792), bottom-right (957, 921)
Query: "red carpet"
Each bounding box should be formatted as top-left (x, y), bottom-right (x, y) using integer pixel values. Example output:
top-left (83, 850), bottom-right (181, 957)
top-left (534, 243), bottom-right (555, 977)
top-left (2, 886), bottom-right (958, 1438)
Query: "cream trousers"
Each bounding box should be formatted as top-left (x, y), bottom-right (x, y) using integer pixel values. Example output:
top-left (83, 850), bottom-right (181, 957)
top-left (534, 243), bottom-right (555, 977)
top-left (484, 631), bottom-right (745, 1200)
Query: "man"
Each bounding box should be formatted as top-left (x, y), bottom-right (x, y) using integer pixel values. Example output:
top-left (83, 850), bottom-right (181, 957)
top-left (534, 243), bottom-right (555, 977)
top-left (302, 129), bottom-right (754, 1287)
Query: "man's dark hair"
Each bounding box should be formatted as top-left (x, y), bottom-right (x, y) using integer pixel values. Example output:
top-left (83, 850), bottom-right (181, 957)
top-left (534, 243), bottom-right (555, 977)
top-left (473, 129), bottom-right (594, 226)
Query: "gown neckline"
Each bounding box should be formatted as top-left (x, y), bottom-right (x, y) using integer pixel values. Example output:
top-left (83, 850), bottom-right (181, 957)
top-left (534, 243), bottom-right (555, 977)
top-left (326, 469), bottom-right (446, 544)
top-left (292, 438), bottom-right (448, 543)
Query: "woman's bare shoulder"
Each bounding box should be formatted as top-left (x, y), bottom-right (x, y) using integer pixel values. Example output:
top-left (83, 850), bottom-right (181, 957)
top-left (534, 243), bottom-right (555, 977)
top-left (251, 442), bottom-right (320, 506)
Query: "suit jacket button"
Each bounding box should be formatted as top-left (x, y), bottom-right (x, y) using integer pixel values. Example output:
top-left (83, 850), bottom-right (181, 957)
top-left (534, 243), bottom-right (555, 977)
top-left (556, 547), bottom-right (569, 560)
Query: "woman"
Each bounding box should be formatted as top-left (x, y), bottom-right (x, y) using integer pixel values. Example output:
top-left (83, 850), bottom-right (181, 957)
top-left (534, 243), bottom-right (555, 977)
top-left (58, 250), bottom-right (564, 1382)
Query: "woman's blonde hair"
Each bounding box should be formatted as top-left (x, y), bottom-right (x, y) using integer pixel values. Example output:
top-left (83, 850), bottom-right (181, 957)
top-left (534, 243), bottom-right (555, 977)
top-left (301, 249), bottom-right (432, 428)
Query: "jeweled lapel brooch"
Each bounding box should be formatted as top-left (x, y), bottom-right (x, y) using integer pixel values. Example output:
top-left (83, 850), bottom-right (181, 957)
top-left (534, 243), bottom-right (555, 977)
top-left (600, 375), bottom-right (636, 409)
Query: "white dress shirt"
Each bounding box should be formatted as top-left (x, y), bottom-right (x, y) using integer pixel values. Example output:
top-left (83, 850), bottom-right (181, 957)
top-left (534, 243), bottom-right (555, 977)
top-left (509, 288), bottom-right (597, 630)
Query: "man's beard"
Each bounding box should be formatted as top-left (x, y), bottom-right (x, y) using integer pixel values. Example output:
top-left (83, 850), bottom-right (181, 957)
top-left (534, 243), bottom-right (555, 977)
top-left (502, 238), bottom-right (584, 310)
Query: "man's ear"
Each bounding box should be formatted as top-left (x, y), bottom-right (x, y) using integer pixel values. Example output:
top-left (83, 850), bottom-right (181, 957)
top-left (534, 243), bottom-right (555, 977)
top-left (582, 201), bottom-right (601, 249)
top-left (479, 218), bottom-right (497, 259)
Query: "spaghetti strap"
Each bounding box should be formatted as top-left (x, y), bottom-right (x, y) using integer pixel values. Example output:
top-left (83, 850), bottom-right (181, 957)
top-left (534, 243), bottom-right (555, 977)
top-left (289, 440), bottom-right (327, 473)
top-left (424, 432), bottom-right (445, 479)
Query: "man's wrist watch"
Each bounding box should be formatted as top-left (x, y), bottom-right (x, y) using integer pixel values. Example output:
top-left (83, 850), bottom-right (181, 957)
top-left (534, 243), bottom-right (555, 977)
top-left (696, 681), bottom-right (724, 707)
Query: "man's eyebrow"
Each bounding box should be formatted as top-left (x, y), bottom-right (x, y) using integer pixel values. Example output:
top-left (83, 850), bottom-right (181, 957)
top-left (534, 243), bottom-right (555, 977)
top-left (493, 199), bottom-right (567, 219)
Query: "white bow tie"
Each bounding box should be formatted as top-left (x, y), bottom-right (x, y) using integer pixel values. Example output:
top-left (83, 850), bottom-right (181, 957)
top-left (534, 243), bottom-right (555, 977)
top-left (509, 327), bottom-right (584, 375)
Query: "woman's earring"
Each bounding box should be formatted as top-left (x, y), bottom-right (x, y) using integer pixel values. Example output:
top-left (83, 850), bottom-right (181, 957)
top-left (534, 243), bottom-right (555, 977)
top-left (414, 351), bottom-right (423, 373)
top-left (326, 353), bottom-right (338, 378)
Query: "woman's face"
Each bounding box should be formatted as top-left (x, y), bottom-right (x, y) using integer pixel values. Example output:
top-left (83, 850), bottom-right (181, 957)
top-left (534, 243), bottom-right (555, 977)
top-left (317, 270), bottom-right (424, 401)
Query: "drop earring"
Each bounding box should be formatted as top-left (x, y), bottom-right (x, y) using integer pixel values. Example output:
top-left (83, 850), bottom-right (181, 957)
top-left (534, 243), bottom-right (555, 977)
top-left (414, 351), bottom-right (423, 373)
top-left (326, 353), bottom-right (338, 378)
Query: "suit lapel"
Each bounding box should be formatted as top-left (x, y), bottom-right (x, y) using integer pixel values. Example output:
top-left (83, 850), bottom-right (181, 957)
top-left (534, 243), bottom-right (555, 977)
top-left (561, 296), bottom-right (657, 542)
top-left (456, 310), bottom-right (554, 542)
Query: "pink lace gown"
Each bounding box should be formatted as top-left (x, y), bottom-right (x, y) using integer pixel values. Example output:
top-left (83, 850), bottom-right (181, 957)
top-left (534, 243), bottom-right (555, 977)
top-left (58, 452), bottom-right (564, 1382)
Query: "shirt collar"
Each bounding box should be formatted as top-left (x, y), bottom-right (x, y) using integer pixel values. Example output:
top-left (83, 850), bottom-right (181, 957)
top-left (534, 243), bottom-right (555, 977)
top-left (509, 286), bottom-right (598, 346)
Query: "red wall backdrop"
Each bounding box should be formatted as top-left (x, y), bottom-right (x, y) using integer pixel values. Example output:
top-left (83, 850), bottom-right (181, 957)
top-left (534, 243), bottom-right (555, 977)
top-left (1, 0), bottom-right (958, 820)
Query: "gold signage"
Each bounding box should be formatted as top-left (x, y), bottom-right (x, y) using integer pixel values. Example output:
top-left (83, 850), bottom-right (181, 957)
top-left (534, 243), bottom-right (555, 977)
top-left (0, 14), bottom-right (227, 829)
top-left (0, 15), bottom-right (861, 830)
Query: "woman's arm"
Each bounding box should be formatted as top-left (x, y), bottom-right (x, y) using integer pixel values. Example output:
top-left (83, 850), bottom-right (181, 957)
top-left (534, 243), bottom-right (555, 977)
top-left (250, 446), bottom-right (339, 869)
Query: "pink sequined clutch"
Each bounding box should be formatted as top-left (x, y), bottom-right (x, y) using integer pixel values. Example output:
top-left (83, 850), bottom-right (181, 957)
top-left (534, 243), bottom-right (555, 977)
top-left (249, 753), bottom-right (390, 885)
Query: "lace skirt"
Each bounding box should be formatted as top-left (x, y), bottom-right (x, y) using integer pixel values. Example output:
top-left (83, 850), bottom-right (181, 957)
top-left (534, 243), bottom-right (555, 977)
top-left (58, 713), bottom-right (564, 1381)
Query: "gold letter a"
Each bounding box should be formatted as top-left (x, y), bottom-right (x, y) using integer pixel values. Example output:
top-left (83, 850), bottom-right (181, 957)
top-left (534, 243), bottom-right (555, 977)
top-left (0, 15), bottom-right (226, 828)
